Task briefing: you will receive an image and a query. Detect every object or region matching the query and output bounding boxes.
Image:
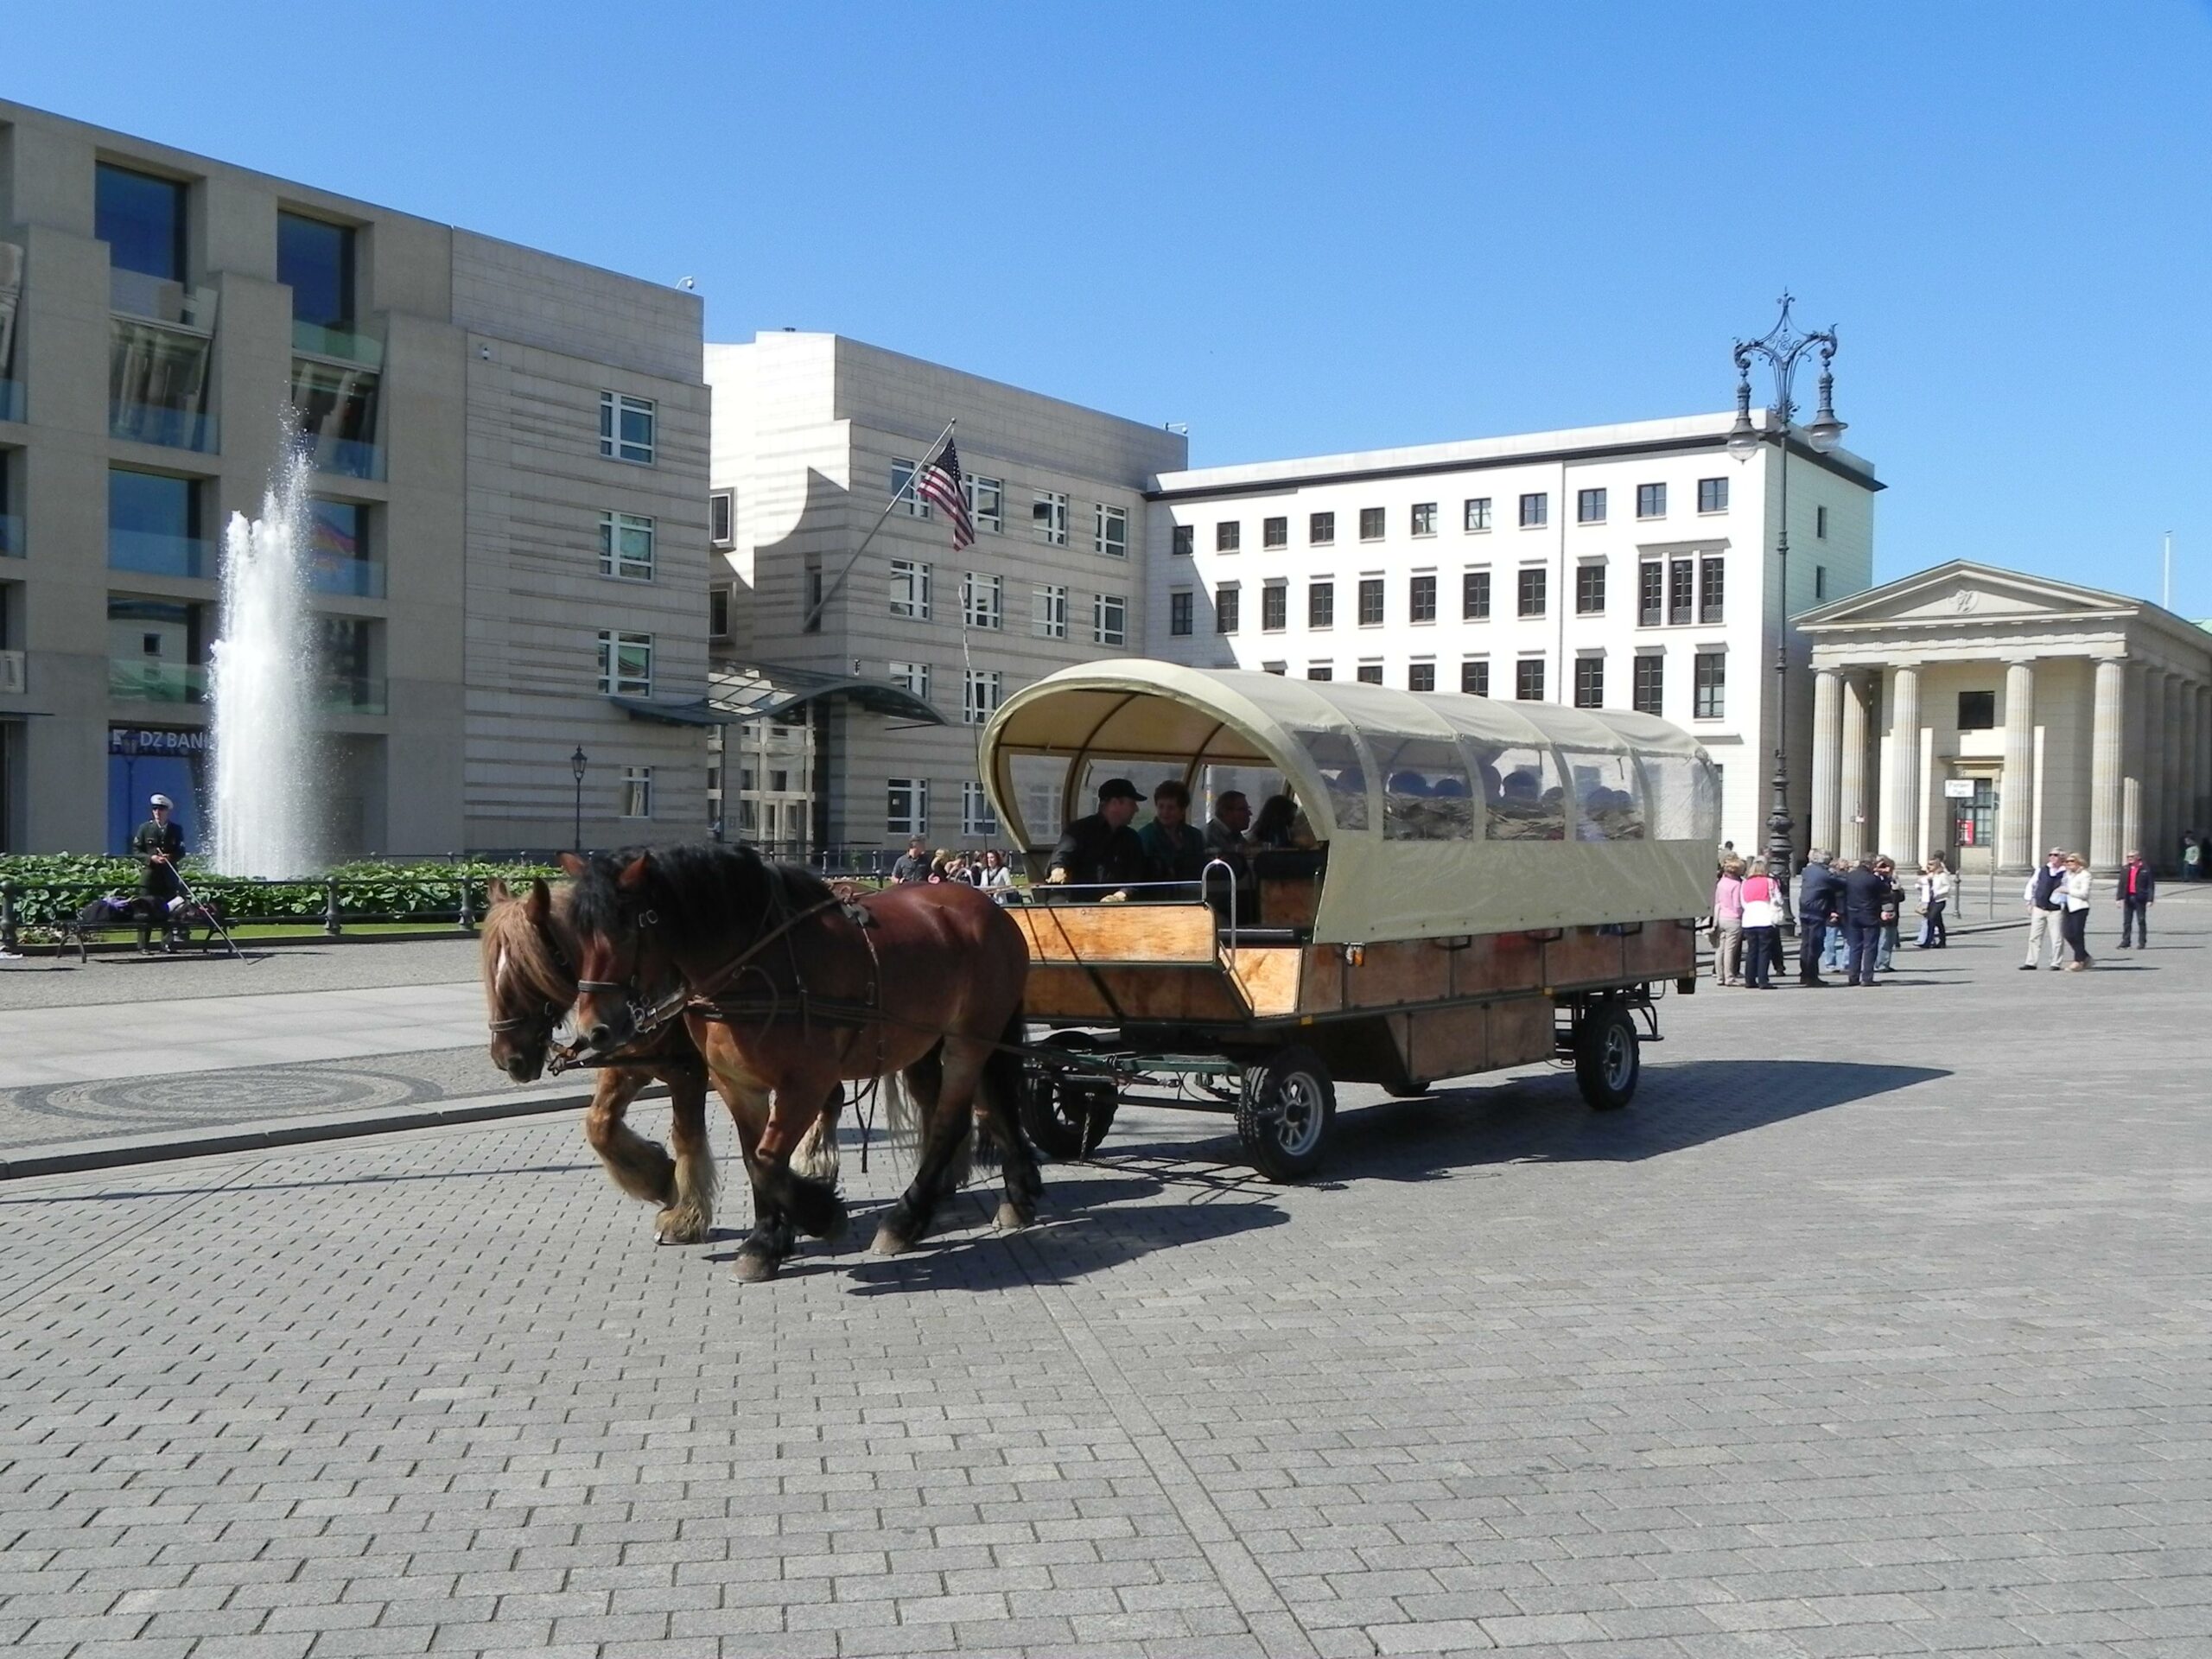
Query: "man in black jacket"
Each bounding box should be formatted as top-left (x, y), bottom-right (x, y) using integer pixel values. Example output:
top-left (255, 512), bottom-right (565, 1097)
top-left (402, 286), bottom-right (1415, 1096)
top-left (2022, 848), bottom-right (2068, 969)
top-left (130, 793), bottom-right (187, 953)
top-left (2116, 849), bottom-right (2157, 948)
top-left (1046, 778), bottom-right (1147, 899)
top-left (1840, 858), bottom-right (1898, 986)
top-left (1796, 850), bottom-right (1840, 986)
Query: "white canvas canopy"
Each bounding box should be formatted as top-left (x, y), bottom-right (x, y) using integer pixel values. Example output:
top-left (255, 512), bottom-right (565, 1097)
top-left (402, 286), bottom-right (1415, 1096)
top-left (981, 661), bottom-right (1721, 944)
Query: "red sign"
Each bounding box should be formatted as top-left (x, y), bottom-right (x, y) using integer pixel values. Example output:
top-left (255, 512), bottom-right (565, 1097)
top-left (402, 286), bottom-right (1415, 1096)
top-left (1957, 818), bottom-right (1975, 846)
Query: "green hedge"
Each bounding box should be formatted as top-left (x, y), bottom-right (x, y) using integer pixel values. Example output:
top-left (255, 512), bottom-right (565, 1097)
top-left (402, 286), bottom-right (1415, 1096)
top-left (0, 855), bottom-right (561, 934)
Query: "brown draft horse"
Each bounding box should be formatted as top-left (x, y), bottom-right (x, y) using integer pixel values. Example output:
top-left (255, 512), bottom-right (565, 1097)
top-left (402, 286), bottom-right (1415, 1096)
top-left (561, 844), bottom-right (1038, 1281)
top-left (480, 876), bottom-right (840, 1246)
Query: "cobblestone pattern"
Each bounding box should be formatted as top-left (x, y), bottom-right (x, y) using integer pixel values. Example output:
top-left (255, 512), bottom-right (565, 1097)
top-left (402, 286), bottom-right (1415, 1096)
top-left (2, 893), bottom-right (2209, 1657)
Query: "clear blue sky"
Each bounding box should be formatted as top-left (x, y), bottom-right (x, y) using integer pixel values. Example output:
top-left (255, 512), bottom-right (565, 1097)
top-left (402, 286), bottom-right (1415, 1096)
top-left (12, 3), bottom-right (2211, 612)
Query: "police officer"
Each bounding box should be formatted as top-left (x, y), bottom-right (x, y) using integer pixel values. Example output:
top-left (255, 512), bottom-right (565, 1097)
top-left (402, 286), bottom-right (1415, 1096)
top-left (1046, 778), bottom-right (1147, 900)
top-left (132, 792), bottom-right (187, 952)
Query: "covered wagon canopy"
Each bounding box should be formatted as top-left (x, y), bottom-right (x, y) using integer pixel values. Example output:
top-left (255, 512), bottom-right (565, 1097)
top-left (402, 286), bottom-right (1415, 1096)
top-left (981, 661), bottom-right (1721, 944)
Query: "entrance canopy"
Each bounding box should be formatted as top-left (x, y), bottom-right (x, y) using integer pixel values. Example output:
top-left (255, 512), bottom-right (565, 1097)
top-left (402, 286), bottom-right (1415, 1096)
top-left (982, 661), bottom-right (1721, 943)
top-left (613, 663), bottom-right (947, 728)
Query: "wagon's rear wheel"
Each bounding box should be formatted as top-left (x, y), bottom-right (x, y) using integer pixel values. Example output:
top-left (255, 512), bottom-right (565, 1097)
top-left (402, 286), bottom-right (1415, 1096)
top-left (1573, 1000), bottom-right (1640, 1111)
top-left (1020, 1031), bottom-right (1120, 1160)
top-left (1238, 1044), bottom-right (1337, 1182)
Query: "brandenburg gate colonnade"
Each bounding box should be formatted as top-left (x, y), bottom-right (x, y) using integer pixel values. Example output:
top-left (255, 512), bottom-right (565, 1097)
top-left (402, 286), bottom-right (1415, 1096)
top-left (1795, 562), bottom-right (2212, 877)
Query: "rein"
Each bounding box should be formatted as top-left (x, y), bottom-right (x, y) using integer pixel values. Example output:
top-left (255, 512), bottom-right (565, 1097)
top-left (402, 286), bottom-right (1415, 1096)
top-left (575, 893), bottom-right (847, 1050)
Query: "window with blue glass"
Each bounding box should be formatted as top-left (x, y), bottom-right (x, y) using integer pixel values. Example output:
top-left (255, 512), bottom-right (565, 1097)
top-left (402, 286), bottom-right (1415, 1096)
top-left (96, 163), bottom-right (187, 282)
top-left (107, 468), bottom-right (201, 578)
top-left (278, 213), bottom-right (355, 329)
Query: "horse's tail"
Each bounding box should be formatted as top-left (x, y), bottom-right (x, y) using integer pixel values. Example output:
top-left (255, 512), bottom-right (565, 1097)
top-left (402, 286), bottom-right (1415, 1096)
top-left (789, 1083), bottom-right (843, 1186)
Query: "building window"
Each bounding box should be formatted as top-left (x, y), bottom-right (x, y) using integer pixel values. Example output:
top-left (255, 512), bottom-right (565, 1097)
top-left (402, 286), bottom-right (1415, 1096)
top-left (709, 587), bottom-right (730, 639)
top-left (1519, 493), bottom-right (1548, 529)
top-left (1263, 515), bottom-right (1288, 550)
top-left (1517, 567), bottom-right (1547, 617)
top-left (1359, 506), bottom-right (1385, 541)
top-left (1411, 502), bottom-right (1438, 537)
top-left (620, 766), bottom-right (654, 818)
top-left (1669, 558), bottom-right (1694, 626)
top-left (804, 563), bottom-right (823, 632)
top-left (1958, 690), bottom-right (1996, 731)
top-left (1307, 663), bottom-right (1333, 681)
top-left (1632, 654), bottom-right (1663, 715)
top-left (1697, 476), bottom-right (1729, 513)
top-left (962, 572), bottom-right (1003, 630)
top-left (1262, 662), bottom-right (1287, 676)
top-left (1694, 652), bottom-right (1726, 719)
top-left (1465, 497), bottom-right (1491, 532)
top-left (1575, 563), bottom-right (1605, 615)
top-left (889, 558), bottom-right (932, 620)
top-left (1576, 487), bottom-right (1606, 525)
top-left (598, 511), bottom-right (656, 581)
top-left (1217, 520), bottom-right (1241, 553)
top-left (1463, 569), bottom-right (1491, 620)
top-left (1033, 491), bottom-right (1069, 546)
top-left (1309, 581), bottom-right (1335, 628)
top-left (967, 474), bottom-right (1004, 533)
top-left (963, 668), bottom-right (1003, 726)
top-left (108, 467), bottom-right (200, 577)
top-left (1310, 511), bottom-right (1336, 545)
top-left (1357, 577), bottom-right (1385, 626)
top-left (1092, 592), bottom-right (1128, 646)
top-left (1816, 505), bottom-right (1829, 539)
top-left (1638, 561), bottom-right (1662, 626)
top-left (1636, 482), bottom-right (1666, 518)
top-left (277, 212), bottom-right (355, 330)
top-left (600, 391), bottom-right (656, 464)
top-left (1408, 573), bottom-right (1437, 623)
top-left (1460, 658), bottom-right (1490, 697)
top-left (1408, 662), bottom-right (1436, 693)
top-left (1516, 659), bottom-right (1546, 701)
top-left (887, 778), bottom-right (929, 836)
top-left (1573, 657), bottom-right (1604, 709)
top-left (962, 780), bottom-right (999, 837)
top-left (709, 490), bottom-right (734, 546)
top-left (1216, 584), bottom-right (1241, 633)
top-left (596, 630), bottom-right (653, 696)
top-left (1815, 564), bottom-right (1827, 600)
top-left (1095, 504), bottom-right (1128, 558)
top-left (1033, 582), bottom-right (1069, 639)
top-left (95, 162), bottom-right (188, 282)
top-left (889, 660), bottom-right (930, 699)
top-left (1169, 589), bottom-right (1193, 636)
top-left (1172, 523), bottom-right (1194, 556)
top-left (1357, 663), bottom-right (1383, 684)
top-left (1699, 556), bottom-right (1726, 624)
top-left (1262, 582), bottom-right (1287, 632)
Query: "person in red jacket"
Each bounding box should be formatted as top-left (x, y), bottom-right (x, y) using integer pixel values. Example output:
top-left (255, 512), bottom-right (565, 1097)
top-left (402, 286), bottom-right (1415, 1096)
top-left (2115, 849), bottom-right (2157, 949)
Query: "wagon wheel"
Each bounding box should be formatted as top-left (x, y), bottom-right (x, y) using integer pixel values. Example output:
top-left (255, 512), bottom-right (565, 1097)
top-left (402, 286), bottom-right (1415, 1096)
top-left (1020, 1031), bottom-right (1120, 1161)
top-left (1237, 1044), bottom-right (1337, 1182)
top-left (1573, 1000), bottom-right (1640, 1111)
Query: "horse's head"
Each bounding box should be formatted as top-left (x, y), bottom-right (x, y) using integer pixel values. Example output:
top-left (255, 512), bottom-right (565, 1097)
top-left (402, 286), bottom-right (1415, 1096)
top-left (480, 875), bottom-right (573, 1082)
top-left (563, 849), bottom-right (678, 1058)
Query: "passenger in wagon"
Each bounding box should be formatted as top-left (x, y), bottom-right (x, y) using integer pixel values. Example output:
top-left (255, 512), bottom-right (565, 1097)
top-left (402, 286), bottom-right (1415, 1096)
top-left (1138, 779), bottom-right (1210, 886)
top-left (1045, 777), bottom-right (1148, 900)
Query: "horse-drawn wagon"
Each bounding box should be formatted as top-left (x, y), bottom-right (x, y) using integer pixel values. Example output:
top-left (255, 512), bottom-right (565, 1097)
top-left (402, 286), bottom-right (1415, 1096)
top-left (981, 663), bottom-right (1721, 1179)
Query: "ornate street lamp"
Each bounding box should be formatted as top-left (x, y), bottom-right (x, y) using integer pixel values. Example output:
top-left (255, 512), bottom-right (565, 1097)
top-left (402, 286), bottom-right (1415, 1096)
top-left (571, 745), bottom-right (588, 852)
top-left (1729, 294), bottom-right (1845, 917)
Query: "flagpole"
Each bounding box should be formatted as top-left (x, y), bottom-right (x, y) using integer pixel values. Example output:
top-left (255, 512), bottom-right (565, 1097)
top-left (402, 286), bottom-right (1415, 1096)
top-left (799, 417), bottom-right (957, 635)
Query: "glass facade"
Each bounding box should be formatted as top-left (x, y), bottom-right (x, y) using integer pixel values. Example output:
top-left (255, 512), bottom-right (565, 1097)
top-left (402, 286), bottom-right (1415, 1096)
top-left (278, 213), bottom-right (355, 329)
top-left (308, 499), bottom-right (383, 597)
top-left (96, 164), bottom-right (187, 282)
top-left (291, 359), bottom-right (383, 479)
top-left (108, 594), bottom-right (205, 702)
top-left (107, 467), bottom-right (207, 578)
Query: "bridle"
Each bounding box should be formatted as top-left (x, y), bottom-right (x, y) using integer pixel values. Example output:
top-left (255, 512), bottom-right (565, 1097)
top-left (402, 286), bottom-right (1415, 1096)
top-left (486, 907), bottom-right (582, 1038)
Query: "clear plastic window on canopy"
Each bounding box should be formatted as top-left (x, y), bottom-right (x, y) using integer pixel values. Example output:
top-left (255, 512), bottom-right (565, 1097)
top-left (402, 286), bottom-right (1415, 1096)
top-left (1370, 734), bottom-right (1479, 841)
top-left (1561, 751), bottom-right (1648, 841)
top-left (1640, 752), bottom-right (1723, 843)
top-left (1472, 741), bottom-right (1567, 842)
top-left (1290, 729), bottom-right (1370, 833)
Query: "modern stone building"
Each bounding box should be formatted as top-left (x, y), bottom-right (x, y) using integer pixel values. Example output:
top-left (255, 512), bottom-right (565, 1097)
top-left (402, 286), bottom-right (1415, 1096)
top-left (706, 333), bottom-right (1185, 855)
top-left (0, 99), bottom-right (709, 858)
top-left (1147, 414), bottom-right (1883, 849)
top-left (1797, 561), bottom-right (2212, 876)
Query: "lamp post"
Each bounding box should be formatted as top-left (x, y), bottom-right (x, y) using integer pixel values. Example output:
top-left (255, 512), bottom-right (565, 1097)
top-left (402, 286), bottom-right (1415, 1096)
top-left (1728, 294), bottom-right (1847, 917)
top-left (570, 746), bottom-right (588, 852)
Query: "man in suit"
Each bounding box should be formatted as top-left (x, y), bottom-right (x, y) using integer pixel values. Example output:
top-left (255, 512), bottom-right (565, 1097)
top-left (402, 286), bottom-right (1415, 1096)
top-left (2116, 849), bottom-right (2157, 948)
top-left (1046, 778), bottom-right (1147, 900)
top-left (2021, 847), bottom-right (2069, 969)
top-left (1796, 850), bottom-right (1840, 986)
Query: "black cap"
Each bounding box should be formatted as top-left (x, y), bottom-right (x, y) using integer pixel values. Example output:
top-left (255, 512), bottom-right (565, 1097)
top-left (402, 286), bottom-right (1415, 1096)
top-left (1096, 777), bottom-right (1142, 803)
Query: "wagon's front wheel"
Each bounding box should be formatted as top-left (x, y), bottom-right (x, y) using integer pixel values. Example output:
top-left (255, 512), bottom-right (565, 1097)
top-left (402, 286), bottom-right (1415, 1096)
top-left (1573, 1001), bottom-right (1640, 1111)
top-left (1020, 1032), bottom-right (1120, 1160)
top-left (1238, 1045), bottom-right (1336, 1182)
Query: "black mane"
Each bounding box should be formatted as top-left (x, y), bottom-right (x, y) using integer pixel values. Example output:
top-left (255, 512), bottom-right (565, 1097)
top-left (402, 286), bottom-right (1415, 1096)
top-left (569, 842), bottom-right (838, 957)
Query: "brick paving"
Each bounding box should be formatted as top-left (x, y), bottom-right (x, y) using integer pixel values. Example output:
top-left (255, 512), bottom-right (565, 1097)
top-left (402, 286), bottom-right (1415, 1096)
top-left (2, 889), bottom-right (2209, 1656)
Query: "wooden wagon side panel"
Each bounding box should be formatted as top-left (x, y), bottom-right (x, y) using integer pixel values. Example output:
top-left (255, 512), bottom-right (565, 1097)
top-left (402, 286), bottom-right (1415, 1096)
top-left (1224, 946), bottom-right (1303, 1019)
top-left (1488, 995), bottom-right (1557, 1070)
top-left (1011, 903), bottom-right (1218, 965)
top-left (1025, 963), bottom-right (1119, 1021)
top-left (1623, 920), bottom-right (1695, 979)
top-left (1396, 1003), bottom-right (1491, 1083)
top-left (1345, 940), bottom-right (1449, 1009)
top-left (1542, 926), bottom-right (1626, 989)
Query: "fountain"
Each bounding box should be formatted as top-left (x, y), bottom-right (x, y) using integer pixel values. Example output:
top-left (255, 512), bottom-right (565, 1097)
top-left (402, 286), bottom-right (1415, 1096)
top-left (209, 432), bottom-right (320, 877)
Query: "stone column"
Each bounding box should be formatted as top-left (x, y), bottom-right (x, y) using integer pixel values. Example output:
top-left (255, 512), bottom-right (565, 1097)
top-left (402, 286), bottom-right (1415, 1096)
top-left (1885, 665), bottom-right (1922, 865)
top-left (2120, 662), bottom-right (2147, 867)
top-left (1810, 667), bottom-right (1842, 856)
top-left (1838, 671), bottom-right (1870, 860)
top-left (2161, 672), bottom-right (2185, 867)
top-left (1999, 658), bottom-right (2036, 873)
top-left (2090, 657), bottom-right (2126, 874)
top-left (2191, 683), bottom-right (2210, 844)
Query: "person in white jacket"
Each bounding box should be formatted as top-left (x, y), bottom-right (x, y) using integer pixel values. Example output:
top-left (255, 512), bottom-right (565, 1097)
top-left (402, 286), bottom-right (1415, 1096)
top-left (2059, 853), bottom-right (2094, 970)
top-left (1916, 857), bottom-right (1954, 949)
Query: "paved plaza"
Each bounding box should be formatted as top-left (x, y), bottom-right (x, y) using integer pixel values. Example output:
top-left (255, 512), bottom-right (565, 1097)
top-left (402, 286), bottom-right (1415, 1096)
top-left (3, 892), bottom-right (2209, 1657)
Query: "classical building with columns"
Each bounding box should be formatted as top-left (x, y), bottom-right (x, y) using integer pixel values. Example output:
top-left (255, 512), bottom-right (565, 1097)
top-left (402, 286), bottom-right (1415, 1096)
top-left (1796, 561), bottom-right (2212, 877)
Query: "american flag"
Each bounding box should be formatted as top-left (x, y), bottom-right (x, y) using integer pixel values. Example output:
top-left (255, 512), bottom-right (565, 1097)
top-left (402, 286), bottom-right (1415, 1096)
top-left (918, 439), bottom-right (976, 550)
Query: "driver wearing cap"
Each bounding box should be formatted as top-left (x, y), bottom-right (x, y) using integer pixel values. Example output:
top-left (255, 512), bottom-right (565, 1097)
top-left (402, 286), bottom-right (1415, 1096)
top-left (1046, 777), bottom-right (1148, 901)
top-left (131, 793), bottom-right (188, 952)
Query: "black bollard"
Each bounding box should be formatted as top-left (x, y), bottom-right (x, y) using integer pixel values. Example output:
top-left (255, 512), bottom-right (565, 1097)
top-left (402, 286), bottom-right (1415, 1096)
top-left (455, 871), bottom-right (476, 933)
top-left (324, 877), bottom-right (343, 938)
top-left (0, 880), bottom-right (17, 955)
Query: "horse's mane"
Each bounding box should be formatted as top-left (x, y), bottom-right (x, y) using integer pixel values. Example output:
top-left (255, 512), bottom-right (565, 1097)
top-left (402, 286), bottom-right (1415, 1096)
top-left (570, 843), bottom-right (838, 958)
top-left (480, 883), bottom-right (579, 1004)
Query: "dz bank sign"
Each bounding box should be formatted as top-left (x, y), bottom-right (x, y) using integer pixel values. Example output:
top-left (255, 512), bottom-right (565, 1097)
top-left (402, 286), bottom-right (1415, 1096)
top-left (107, 726), bottom-right (209, 758)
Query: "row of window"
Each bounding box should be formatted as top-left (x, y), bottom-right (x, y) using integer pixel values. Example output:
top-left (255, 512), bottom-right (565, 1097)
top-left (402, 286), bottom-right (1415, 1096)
top-left (1174, 479), bottom-right (1738, 556)
top-left (1170, 557), bottom-right (1726, 634)
top-left (884, 561), bottom-right (1128, 645)
top-left (886, 778), bottom-right (1001, 839)
top-left (1271, 652), bottom-right (1727, 718)
top-left (884, 663), bottom-right (1013, 727)
top-left (892, 461), bottom-right (1131, 556)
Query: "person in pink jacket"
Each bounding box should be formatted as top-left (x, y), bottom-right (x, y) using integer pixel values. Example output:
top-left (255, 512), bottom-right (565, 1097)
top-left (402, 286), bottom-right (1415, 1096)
top-left (1738, 868), bottom-right (1779, 989)
top-left (1711, 857), bottom-right (1746, 985)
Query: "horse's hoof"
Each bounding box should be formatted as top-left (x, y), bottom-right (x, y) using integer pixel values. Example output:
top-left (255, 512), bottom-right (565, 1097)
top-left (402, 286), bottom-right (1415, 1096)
top-left (655, 1206), bottom-right (709, 1246)
top-left (869, 1226), bottom-right (911, 1257)
top-left (994, 1201), bottom-right (1033, 1234)
top-left (731, 1249), bottom-right (781, 1283)
top-left (814, 1201), bottom-right (849, 1244)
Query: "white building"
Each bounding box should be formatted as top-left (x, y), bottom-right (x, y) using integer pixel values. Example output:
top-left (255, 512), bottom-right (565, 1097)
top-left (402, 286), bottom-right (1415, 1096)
top-left (706, 333), bottom-right (1186, 858)
top-left (1147, 413), bottom-right (1883, 851)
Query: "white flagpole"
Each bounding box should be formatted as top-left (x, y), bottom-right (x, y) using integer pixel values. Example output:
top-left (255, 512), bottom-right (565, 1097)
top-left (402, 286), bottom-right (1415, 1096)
top-left (2163, 530), bottom-right (2172, 611)
top-left (799, 417), bottom-right (957, 636)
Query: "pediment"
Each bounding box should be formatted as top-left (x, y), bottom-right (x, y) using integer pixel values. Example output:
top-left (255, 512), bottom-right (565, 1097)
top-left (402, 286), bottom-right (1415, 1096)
top-left (1799, 561), bottom-right (2133, 632)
